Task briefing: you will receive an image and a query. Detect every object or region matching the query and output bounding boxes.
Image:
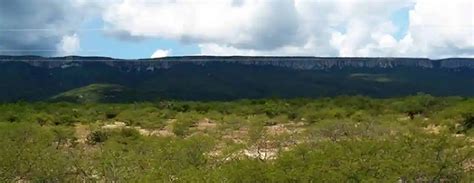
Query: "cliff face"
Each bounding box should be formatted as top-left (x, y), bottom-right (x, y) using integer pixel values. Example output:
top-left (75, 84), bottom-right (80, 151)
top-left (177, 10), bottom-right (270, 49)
top-left (1, 56), bottom-right (473, 71)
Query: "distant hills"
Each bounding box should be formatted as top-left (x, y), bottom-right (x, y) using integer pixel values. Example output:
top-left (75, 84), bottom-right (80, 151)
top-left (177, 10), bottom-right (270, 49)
top-left (0, 56), bottom-right (473, 102)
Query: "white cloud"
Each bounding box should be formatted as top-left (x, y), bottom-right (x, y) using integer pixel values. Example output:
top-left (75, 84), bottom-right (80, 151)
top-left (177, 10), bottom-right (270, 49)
top-left (101, 0), bottom-right (472, 58)
top-left (2, 0), bottom-right (471, 58)
top-left (56, 34), bottom-right (81, 56)
top-left (103, 0), bottom-right (301, 50)
top-left (402, 0), bottom-right (474, 58)
top-left (151, 49), bottom-right (171, 58)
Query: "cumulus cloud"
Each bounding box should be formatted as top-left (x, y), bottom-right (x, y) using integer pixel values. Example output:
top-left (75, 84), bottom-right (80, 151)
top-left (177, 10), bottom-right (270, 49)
top-left (103, 0), bottom-right (302, 50)
top-left (56, 34), bottom-right (81, 56)
top-left (101, 0), bottom-right (473, 58)
top-left (151, 49), bottom-right (171, 58)
top-left (0, 0), bottom-right (90, 56)
top-left (402, 0), bottom-right (474, 58)
top-left (101, 0), bottom-right (407, 56)
top-left (1, 0), bottom-right (472, 58)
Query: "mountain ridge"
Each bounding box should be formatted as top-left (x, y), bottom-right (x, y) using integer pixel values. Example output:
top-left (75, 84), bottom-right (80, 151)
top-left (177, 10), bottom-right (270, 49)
top-left (0, 55), bottom-right (473, 102)
top-left (1, 55), bottom-right (474, 70)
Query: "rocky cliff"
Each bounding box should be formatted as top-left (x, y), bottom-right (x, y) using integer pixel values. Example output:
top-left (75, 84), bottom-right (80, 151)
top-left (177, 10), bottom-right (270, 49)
top-left (1, 56), bottom-right (473, 71)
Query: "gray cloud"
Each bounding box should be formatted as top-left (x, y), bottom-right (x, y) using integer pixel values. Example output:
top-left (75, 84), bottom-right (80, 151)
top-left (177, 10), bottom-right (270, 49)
top-left (0, 0), bottom-right (84, 56)
top-left (237, 0), bottom-right (301, 50)
top-left (103, 0), bottom-right (304, 52)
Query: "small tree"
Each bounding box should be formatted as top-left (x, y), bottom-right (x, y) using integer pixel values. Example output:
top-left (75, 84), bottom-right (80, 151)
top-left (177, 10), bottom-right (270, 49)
top-left (86, 130), bottom-right (109, 145)
top-left (51, 126), bottom-right (74, 149)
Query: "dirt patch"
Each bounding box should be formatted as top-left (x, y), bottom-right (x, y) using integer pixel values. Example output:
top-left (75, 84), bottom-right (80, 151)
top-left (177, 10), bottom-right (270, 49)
top-left (243, 148), bottom-right (278, 160)
top-left (102, 121), bottom-right (127, 129)
top-left (196, 118), bottom-right (217, 131)
top-left (137, 127), bottom-right (175, 137)
top-left (222, 127), bottom-right (249, 144)
top-left (265, 124), bottom-right (289, 136)
top-left (463, 159), bottom-right (474, 172)
top-left (265, 122), bottom-right (306, 137)
top-left (423, 124), bottom-right (445, 135)
top-left (101, 121), bottom-right (175, 137)
top-left (74, 124), bottom-right (91, 144)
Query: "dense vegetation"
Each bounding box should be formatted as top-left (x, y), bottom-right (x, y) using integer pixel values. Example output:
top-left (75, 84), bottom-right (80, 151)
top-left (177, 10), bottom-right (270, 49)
top-left (0, 94), bottom-right (472, 182)
top-left (1, 60), bottom-right (474, 102)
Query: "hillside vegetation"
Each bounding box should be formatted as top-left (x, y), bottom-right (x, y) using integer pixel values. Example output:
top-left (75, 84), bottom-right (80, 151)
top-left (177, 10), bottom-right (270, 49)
top-left (1, 60), bottom-right (474, 102)
top-left (50, 84), bottom-right (130, 103)
top-left (0, 94), bottom-right (472, 182)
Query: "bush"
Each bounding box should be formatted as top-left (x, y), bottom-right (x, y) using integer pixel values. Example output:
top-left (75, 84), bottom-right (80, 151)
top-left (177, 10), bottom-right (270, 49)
top-left (52, 114), bottom-right (76, 126)
top-left (394, 93), bottom-right (437, 119)
top-left (119, 128), bottom-right (141, 139)
top-left (459, 113), bottom-right (474, 133)
top-left (87, 130), bottom-right (109, 144)
top-left (6, 115), bottom-right (18, 123)
top-left (173, 120), bottom-right (194, 137)
top-left (35, 113), bottom-right (53, 126)
top-left (105, 111), bottom-right (118, 119)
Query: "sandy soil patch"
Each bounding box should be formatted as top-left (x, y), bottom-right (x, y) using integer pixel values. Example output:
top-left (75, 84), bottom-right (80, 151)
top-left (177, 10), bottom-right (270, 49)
top-left (423, 124), bottom-right (445, 134)
top-left (101, 121), bottom-right (175, 137)
top-left (74, 124), bottom-right (91, 144)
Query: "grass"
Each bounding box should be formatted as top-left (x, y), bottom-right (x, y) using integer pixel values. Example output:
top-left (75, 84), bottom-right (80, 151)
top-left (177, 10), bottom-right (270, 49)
top-left (349, 73), bottom-right (393, 83)
top-left (50, 84), bottom-right (127, 103)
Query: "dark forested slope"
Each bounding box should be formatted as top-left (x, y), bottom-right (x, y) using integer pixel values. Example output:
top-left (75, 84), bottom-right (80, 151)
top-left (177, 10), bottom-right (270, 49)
top-left (0, 56), bottom-right (473, 102)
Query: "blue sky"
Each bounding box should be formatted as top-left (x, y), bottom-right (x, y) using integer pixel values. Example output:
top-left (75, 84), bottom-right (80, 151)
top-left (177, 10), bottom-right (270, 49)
top-left (78, 18), bottom-right (200, 59)
top-left (0, 0), bottom-right (472, 59)
top-left (390, 8), bottom-right (410, 40)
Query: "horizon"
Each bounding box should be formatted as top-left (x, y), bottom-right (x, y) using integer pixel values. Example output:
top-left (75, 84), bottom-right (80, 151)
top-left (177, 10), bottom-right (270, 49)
top-left (1, 54), bottom-right (473, 61)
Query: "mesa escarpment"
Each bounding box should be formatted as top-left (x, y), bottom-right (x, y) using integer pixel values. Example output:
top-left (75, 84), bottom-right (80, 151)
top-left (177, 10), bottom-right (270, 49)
top-left (0, 56), bottom-right (474, 102)
top-left (1, 56), bottom-right (473, 71)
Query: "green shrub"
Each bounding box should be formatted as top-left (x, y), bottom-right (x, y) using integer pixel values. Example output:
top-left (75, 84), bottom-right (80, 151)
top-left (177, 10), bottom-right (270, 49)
top-left (459, 113), bottom-right (474, 133)
top-left (52, 114), bottom-right (76, 126)
top-left (87, 130), bottom-right (109, 144)
top-left (119, 128), bottom-right (141, 139)
top-left (105, 111), bottom-right (118, 119)
top-left (35, 113), bottom-right (53, 126)
top-left (5, 115), bottom-right (18, 123)
top-left (172, 120), bottom-right (194, 137)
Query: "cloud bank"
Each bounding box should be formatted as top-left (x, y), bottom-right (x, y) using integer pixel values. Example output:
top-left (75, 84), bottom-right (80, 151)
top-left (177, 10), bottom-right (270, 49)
top-left (102, 0), bottom-right (473, 58)
top-left (0, 0), bottom-right (472, 58)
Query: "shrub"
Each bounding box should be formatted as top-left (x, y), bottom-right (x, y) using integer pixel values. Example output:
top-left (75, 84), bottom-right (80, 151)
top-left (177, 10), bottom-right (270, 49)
top-left (87, 130), bottom-right (109, 144)
top-left (119, 128), bottom-right (141, 139)
top-left (6, 115), bottom-right (18, 123)
top-left (173, 120), bottom-right (194, 137)
top-left (105, 111), bottom-right (118, 119)
top-left (35, 113), bottom-right (53, 126)
top-left (52, 114), bottom-right (76, 126)
top-left (459, 113), bottom-right (474, 133)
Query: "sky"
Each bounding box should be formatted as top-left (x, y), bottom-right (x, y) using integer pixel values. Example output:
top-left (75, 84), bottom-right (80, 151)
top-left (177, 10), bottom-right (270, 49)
top-left (0, 0), bottom-right (472, 59)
